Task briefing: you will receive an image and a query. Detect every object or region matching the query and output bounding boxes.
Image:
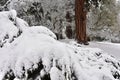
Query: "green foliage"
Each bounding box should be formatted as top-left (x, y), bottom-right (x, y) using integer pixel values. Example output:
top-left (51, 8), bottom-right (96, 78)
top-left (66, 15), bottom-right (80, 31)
top-left (0, 0), bottom-right (8, 6)
top-left (87, 0), bottom-right (120, 41)
top-left (85, 0), bottom-right (102, 11)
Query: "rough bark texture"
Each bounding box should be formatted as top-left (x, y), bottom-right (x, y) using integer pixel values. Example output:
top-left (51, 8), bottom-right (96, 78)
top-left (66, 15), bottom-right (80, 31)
top-left (75, 0), bottom-right (87, 44)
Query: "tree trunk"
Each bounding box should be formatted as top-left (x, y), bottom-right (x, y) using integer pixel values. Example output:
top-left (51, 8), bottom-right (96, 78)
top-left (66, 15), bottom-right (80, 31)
top-left (75, 0), bottom-right (88, 44)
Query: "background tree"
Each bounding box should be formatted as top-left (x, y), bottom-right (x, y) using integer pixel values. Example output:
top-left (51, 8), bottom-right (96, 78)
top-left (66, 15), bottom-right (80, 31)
top-left (87, 0), bottom-right (120, 42)
top-left (7, 0), bottom-right (74, 39)
top-left (75, 0), bottom-right (101, 44)
top-left (0, 0), bottom-right (9, 10)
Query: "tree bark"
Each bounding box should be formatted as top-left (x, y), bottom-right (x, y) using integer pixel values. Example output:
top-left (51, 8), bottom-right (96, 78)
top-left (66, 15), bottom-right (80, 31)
top-left (75, 0), bottom-right (88, 44)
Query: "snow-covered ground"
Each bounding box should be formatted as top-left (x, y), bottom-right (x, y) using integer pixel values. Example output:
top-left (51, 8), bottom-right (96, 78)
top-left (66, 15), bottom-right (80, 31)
top-left (60, 39), bottom-right (120, 59)
top-left (0, 10), bottom-right (120, 80)
top-left (89, 42), bottom-right (120, 59)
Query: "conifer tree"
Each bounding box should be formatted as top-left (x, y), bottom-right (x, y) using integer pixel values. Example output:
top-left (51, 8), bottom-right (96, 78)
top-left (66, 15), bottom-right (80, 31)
top-left (75, 0), bottom-right (101, 44)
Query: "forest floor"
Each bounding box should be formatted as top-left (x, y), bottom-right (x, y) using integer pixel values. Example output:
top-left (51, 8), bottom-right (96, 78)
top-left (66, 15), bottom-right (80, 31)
top-left (89, 42), bottom-right (120, 59)
top-left (60, 39), bottom-right (120, 60)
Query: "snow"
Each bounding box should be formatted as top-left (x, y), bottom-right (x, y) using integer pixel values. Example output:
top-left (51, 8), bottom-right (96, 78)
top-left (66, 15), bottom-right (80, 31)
top-left (27, 26), bottom-right (57, 39)
top-left (89, 42), bottom-right (120, 59)
top-left (0, 10), bottom-right (19, 47)
top-left (15, 17), bottom-right (29, 31)
top-left (61, 39), bottom-right (120, 59)
top-left (0, 10), bottom-right (120, 80)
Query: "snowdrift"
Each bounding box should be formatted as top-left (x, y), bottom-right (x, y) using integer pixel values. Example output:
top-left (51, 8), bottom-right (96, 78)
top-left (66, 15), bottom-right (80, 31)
top-left (0, 10), bottom-right (120, 80)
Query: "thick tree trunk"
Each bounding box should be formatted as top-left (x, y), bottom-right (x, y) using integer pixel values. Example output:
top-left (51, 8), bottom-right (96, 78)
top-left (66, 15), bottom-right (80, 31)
top-left (75, 0), bottom-right (88, 44)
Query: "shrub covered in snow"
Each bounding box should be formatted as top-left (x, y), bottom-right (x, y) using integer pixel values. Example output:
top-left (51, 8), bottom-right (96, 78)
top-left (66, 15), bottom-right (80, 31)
top-left (0, 10), bottom-right (19, 47)
top-left (0, 10), bottom-right (56, 47)
top-left (0, 10), bottom-right (120, 80)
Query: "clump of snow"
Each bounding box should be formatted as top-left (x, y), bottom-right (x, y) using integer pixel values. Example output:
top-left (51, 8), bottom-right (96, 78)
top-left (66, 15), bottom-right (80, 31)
top-left (0, 10), bottom-right (19, 47)
top-left (27, 26), bottom-right (57, 39)
top-left (15, 17), bottom-right (29, 31)
top-left (0, 10), bottom-right (120, 80)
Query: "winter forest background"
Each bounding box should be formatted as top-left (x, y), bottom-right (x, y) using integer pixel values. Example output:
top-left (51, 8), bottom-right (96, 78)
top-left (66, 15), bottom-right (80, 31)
top-left (1, 0), bottom-right (120, 42)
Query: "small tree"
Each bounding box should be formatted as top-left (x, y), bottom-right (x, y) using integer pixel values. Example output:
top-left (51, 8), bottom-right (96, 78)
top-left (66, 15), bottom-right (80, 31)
top-left (75, 0), bottom-right (101, 44)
